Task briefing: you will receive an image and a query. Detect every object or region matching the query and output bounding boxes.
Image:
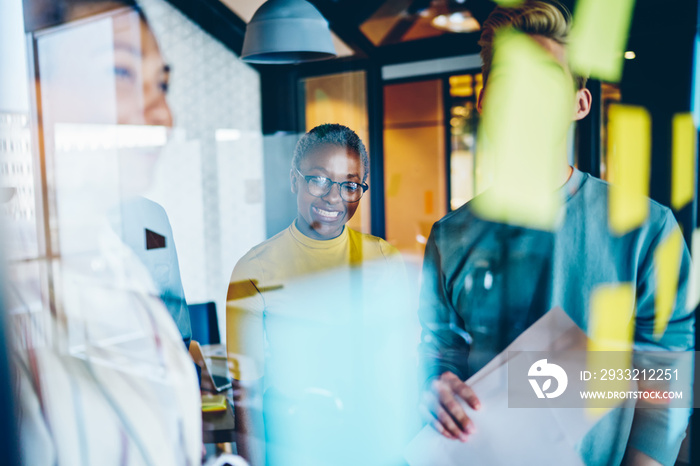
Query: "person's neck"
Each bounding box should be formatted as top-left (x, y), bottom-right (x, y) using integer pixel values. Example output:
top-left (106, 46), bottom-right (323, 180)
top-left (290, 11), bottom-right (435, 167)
top-left (561, 164), bottom-right (574, 188)
top-left (294, 217), bottom-right (344, 241)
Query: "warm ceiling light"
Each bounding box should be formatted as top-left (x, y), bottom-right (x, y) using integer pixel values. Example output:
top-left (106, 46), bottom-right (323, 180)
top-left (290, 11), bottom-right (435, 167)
top-left (241, 0), bottom-right (336, 64)
top-left (624, 51), bottom-right (636, 60)
top-left (431, 11), bottom-right (480, 33)
top-left (433, 14), bottom-right (448, 27)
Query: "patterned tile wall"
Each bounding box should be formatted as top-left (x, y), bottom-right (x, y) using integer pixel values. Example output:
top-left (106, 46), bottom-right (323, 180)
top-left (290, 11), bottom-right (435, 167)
top-left (139, 0), bottom-right (265, 338)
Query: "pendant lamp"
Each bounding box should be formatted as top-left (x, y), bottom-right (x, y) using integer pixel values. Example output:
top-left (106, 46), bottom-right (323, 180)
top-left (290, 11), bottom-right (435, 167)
top-left (241, 0), bottom-right (337, 64)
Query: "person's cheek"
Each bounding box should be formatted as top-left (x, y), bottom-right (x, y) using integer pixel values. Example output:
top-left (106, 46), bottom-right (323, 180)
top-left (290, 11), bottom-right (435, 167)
top-left (142, 64), bottom-right (173, 126)
top-left (144, 92), bottom-right (173, 127)
top-left (345, 203), bottom-right (358, 223)
top-left (299, 192), bottom-right (313, 222)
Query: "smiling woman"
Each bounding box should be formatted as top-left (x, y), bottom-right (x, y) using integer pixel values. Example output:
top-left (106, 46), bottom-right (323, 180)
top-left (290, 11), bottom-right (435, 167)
top-left (290, 124), bottom-right (369, 240)
top-left (225, 124), bottom-right (418, 466)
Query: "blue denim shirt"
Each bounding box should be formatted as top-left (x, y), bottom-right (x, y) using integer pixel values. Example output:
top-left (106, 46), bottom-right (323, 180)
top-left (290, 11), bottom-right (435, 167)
top-left (418, 168), bottom-right (694, 465)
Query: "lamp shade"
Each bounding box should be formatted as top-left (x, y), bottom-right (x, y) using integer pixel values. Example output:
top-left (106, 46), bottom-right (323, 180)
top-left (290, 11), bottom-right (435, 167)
top-left (241, 0), bottom-right (337, 64)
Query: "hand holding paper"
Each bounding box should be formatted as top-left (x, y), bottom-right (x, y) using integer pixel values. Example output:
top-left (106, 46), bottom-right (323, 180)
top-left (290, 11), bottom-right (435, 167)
top-left (421, 372), bottom-right (481, 442)
top-left (406, 308), bottom-right (598, 466)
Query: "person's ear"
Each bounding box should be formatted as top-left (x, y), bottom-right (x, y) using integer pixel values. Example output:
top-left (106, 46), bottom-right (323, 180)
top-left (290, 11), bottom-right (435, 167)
top-left (290, 169), bottom-right (298, 194)
top-left (573, 87), bottom-right (592, 121)
top-left (476, 87), bottom-right (485, 114)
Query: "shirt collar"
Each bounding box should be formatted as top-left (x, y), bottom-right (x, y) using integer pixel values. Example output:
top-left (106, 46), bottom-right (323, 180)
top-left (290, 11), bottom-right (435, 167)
top-left (289, 221), bottom-right (348, 249)
top-left (561, 166), bottom-right (587, 203)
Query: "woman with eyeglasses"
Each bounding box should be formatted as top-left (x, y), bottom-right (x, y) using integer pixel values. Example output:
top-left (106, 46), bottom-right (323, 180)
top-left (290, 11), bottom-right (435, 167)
top-left (226, 124), bottom-right (417, 466)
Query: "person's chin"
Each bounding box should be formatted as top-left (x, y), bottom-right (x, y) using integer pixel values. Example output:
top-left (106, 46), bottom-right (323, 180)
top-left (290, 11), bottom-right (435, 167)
top-left (309, 206), bottom-right (346, 237)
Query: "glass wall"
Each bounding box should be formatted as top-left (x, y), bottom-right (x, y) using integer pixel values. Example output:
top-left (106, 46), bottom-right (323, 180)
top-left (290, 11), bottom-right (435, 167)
top-left (3, 1), bottom-right (698, 465)
top-left (600, 81), bottom-right (622, 181)
top-left (448, 72), bottom-right (483, 210)
top-left (383, 79), bottom-right (446, 253)
top-left (382, 71), bottom-right (487, 254)
top-left (4, 1), bottom-right (266, 462)
top-left (11, 0), bottom-right (266, 338)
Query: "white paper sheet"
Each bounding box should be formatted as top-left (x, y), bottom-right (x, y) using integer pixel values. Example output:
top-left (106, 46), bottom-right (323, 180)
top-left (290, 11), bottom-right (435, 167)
top-left (405, 308), bottom-right (603, 466)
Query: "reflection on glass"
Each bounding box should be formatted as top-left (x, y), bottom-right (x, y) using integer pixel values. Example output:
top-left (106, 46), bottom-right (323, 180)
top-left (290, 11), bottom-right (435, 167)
top-left (384, 79), bottom-right (446, 253)
top-left (600, 81), bottom-right (622, 180)
top-left (360, 1), bottom-right (481, 46)
top-left (449, 72), bottom-right (482, 211)
top-left (8, 5), bottom-right (201, 465)
top-left (0, 113), bottom-right (37, 261)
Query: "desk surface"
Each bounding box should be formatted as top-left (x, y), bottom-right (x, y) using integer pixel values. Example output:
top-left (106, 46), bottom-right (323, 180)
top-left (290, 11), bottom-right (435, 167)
top-left (202, 395), bottom-right (236, 444)
top-left (199, 344), bottom-right (237, 444)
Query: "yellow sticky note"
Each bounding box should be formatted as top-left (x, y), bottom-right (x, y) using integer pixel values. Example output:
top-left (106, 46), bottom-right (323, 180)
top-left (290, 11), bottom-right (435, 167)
top-left (607, 104), bottom-right (651, 235)
top-left (588, 283), bottom-right (635, 352)
top-left (569, 0), bottom-right (636, 82)
top-left (654, 229), bottom-right (683, 339)
top-left (473, 30), bottom-right (572, 230)
top-left (686, 229), bottom-right (700, 311)
top-left (587, 284), bottom-right (635, 413)
top-left (671, 113), bottom-right (696, 211)
top-left (201, 394), bottom-right (227, 412)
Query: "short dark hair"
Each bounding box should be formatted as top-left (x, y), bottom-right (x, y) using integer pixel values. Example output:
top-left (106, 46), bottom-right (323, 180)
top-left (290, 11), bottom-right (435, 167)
top-left (292, 124), bottom-right (369, 182)
top-left (479, 0), bottom-right (587, 90)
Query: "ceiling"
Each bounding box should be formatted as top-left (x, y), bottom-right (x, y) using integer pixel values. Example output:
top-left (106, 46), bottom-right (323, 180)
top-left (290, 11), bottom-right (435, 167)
top-left (214, 0), bottom-right (506, 63)
top-left (174, 0), bottom-right (697, 71)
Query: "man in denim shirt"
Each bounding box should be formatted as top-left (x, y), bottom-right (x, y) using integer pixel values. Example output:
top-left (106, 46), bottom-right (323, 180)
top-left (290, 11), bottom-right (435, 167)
top-left (418, 2), bottom-right (694, 465)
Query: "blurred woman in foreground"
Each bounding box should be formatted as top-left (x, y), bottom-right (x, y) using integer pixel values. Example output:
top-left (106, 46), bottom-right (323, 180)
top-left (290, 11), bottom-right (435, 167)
top-left (7, 1), bottom-right (200, 464)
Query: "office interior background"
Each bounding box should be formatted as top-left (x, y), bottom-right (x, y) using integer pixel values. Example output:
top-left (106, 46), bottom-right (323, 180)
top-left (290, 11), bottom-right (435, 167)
top-left (2, 0), bottom-right (700, 464)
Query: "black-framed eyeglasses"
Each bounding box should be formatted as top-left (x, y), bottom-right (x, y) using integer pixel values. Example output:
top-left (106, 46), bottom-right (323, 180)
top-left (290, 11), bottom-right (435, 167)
top-left (295, 168), bottom-right (368, 203)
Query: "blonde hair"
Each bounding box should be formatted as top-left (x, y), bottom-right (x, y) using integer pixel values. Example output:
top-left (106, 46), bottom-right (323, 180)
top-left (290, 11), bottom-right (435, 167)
top-left (478, 0), bottom-right (587, 89)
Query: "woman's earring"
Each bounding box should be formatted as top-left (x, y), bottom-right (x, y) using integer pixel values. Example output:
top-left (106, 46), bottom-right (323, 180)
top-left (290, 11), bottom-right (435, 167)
top-left (290, 172), bottom-right (298, 194)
